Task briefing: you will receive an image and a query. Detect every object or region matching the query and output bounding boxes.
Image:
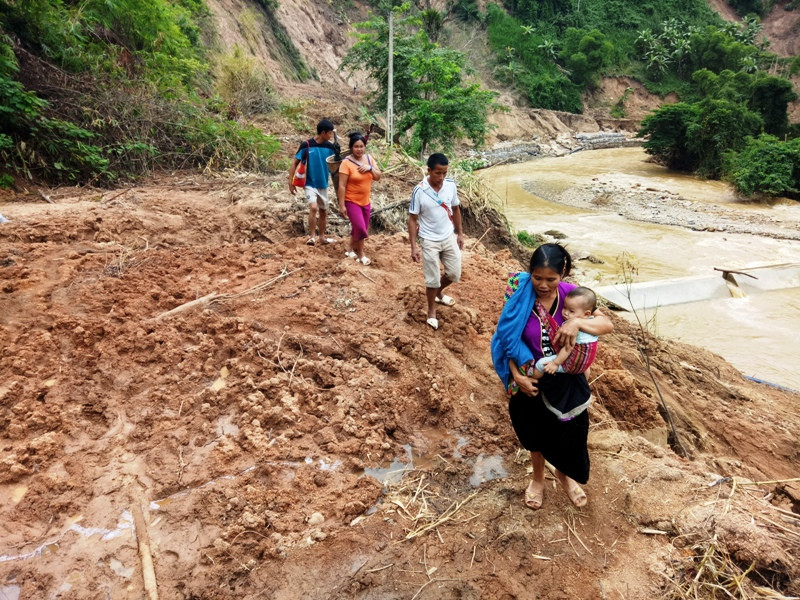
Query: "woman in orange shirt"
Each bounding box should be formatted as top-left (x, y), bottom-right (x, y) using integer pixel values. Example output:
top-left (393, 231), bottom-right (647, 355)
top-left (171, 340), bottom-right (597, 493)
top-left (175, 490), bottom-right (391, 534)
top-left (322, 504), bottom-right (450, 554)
top-left (338, 132), bottom-right (382, 265)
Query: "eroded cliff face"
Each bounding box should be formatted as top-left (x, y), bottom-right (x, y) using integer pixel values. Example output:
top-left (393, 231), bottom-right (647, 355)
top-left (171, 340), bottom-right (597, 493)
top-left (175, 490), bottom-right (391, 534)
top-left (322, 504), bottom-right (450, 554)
top-left (231, 0), bottom-right (799, 139)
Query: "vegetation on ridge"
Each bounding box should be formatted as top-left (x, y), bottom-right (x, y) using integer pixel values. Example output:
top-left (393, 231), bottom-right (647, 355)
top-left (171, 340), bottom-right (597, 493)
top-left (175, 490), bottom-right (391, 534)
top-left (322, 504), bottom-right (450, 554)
top-left (0, 0), bottom-right (281, 185)
top-left (343, 2), bottom-right (501, 156)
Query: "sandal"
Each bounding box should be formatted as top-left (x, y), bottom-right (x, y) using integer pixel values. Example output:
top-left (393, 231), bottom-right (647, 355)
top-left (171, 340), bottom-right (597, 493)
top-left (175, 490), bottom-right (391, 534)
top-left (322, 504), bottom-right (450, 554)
top-left (321, 237), bottom-right (337, 245)
top-left (358, 256), bottom-right (371, 266)
top-left (306, 237), bottom-right (316, 246)
top-left (435, 294), bottom-right (455, 306)
top-left (344, 250), bottom-right (357, 259)
top-left (566, 484), bottom-right (587, 508)
top-left (426, 317), bottom-right (438, 330)
top-left (555, 471), bottom-right (587, 507)
top-left (524, 480), bottom-right (544, 510)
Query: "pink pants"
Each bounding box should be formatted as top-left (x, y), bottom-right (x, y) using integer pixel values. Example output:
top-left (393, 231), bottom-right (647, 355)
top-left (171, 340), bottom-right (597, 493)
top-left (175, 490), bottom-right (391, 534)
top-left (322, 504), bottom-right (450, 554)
top-left (345, 202), bottom-right (371, 241)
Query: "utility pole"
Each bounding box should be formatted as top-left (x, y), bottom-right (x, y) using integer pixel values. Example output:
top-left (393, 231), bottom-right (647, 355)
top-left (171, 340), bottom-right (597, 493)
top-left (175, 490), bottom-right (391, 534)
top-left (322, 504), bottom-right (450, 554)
top-left (387, 10), bottom-right (394, 147)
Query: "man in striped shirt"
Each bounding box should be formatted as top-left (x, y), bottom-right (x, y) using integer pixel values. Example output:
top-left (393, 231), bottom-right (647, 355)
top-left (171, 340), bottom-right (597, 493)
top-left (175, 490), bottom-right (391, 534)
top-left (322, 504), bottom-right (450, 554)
top-left (408, 153), bottom-right (465, 330)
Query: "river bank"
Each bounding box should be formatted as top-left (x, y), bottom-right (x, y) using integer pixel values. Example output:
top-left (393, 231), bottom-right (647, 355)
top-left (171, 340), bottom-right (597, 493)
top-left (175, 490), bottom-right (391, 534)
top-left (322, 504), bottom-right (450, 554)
top-left (523, 173), bottom-right (800, 241)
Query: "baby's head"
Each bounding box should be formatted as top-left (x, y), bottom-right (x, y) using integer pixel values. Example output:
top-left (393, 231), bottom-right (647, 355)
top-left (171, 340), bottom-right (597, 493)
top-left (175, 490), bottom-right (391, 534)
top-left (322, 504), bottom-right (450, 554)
top-left (562, 286), bottom-right (597, 320)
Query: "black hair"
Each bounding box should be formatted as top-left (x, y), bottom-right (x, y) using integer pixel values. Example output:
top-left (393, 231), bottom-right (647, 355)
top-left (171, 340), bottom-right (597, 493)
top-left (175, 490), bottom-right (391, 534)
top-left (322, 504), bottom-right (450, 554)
top-left (427, 153), bottom-right (449, 169)
top-left (317, 119), bottom-right (335, 134)
top-left (529, 243), bottom-right (572, 277)
top-left (348, 132), bottom-right (368, 149)
top-left (566, 286), bottom-right (597, 312)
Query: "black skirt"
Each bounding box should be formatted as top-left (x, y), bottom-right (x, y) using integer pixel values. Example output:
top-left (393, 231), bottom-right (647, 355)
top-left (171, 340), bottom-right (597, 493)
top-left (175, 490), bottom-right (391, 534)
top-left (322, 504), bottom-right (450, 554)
top-left (508, 374), bottom-right (590, 484)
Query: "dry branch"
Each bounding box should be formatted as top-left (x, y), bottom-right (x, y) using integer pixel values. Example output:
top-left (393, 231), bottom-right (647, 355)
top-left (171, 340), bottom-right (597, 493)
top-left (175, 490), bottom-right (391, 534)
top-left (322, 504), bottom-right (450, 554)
top-left (132, 497), bottom-right (159, 600)
top-left (403, 490), bottom-right (480, 541)
top-left (153, 267), bottom-right (303, 320)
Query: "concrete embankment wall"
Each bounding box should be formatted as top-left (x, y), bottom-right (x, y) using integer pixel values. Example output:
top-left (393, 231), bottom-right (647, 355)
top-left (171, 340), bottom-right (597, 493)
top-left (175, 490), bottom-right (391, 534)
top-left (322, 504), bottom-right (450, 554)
top-left (475, 131), bottom-right (642, 166)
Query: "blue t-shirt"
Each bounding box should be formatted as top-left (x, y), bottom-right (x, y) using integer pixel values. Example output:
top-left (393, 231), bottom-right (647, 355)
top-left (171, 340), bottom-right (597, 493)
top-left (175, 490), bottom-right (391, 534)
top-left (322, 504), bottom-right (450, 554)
top-left (295, 139), bottom-right (335, 189)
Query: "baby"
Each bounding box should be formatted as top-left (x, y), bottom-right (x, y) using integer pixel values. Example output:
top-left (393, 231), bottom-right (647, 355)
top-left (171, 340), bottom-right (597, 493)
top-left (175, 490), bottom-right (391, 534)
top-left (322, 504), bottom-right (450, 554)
top-left (533, 286), bottom-right (600, 379)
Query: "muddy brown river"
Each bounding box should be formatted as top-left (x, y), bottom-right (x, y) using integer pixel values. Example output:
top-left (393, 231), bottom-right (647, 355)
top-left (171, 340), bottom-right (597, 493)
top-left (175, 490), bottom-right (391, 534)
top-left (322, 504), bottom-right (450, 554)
top-left (486, 148), bottom-right (800, 391)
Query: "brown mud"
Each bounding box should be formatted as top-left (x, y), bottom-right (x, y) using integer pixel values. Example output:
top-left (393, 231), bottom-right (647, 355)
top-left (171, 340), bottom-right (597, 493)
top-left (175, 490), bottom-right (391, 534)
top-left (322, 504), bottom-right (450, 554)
top-left (1, 165), bottom-right (798, 599)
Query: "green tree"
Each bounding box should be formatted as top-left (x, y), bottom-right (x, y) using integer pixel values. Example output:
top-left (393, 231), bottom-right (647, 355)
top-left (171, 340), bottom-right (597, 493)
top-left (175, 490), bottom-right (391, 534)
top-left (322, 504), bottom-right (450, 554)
top-left (692, 69), bottom-right (797, 136)
top-left (559, 28), bottom-right (613, 86)
top-left (688, 26), bottom-right (756, 73)
top-left (748, 72), bottom-right (797, 136)
top-left (342, 5), bottom-right (499, 154)
top-left (687, 98), bottom-right (763, 177)
top-left (638, 102), bottom-right (702, 171)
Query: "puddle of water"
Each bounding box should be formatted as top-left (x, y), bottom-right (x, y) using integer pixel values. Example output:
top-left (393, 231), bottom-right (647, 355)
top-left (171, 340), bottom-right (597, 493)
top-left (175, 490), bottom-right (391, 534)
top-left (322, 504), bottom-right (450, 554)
top-left (469, 455), bottom-right (508, 488)
top-left (0, 512), bottom-right (133, 563)
top-left (109, 557), bottom-right (135, 578)
top-left (363, 456), bottom-right (411, 486)
top-left (216, 415), bottom-right (239, 437)
top-left (0, 585), bottom-right (20, 600)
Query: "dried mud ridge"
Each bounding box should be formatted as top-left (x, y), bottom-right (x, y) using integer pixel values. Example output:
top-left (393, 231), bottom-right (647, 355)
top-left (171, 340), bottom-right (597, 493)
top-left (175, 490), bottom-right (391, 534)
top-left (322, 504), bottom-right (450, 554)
top-left (0, 175), bottom-right (798, 599)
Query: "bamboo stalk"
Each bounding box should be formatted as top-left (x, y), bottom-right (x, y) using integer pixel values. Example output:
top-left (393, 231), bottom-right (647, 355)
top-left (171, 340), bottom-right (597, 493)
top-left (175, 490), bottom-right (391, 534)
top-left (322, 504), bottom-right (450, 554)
top-left (132, 498), bottom-right (159, 600)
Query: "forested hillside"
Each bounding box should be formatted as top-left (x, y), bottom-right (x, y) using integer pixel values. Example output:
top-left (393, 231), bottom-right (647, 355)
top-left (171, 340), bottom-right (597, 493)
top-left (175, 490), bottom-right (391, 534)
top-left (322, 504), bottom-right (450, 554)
top-left (0, 0), bottom-right (798, 189)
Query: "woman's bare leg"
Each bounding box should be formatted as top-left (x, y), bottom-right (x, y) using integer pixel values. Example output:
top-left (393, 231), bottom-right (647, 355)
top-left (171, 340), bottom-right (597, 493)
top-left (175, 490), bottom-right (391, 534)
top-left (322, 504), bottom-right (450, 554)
top-left (525, 451), bottom-right (546, 509)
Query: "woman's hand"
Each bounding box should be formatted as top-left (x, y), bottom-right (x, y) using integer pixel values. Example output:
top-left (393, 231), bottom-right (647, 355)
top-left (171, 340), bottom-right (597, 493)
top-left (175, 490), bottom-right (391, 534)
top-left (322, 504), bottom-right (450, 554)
top-left (512, 368), bottom-right (538, 396)
top-left (339, 202), bottom-right (347, 216)
top-left (556, 310), bottom-right (614, 348)
top-left (555, 318), bottom-right (580, 348)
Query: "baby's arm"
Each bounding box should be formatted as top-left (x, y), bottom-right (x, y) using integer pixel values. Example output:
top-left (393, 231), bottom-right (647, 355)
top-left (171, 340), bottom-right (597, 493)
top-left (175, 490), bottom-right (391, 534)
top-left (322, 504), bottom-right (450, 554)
top-left (543, 342), bottom-right (574, 374)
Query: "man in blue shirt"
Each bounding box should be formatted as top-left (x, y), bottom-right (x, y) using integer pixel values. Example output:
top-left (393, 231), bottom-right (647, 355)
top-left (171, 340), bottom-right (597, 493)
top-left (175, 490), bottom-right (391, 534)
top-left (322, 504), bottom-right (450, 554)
top-left (289, 119), bottom-right (338, 245)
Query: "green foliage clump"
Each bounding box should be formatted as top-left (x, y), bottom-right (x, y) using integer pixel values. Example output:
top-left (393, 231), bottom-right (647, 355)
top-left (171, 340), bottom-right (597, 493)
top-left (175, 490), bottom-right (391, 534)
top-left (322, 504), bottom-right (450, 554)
top-left (342, 5), bottom-right (500, 155)
top-left (486, 0), bottom-right (723, 108)
top-left (687, 26), bottom-right (757, 74)
top-left (516, 230), bottom-right (541, 247)
top-left (559, 28), bottom-right (613, 87)
top-left (692, 69), bottom-right (797, 136)
top-left (0, 0), bottom-right (280, 183)
top-left (216, 46), bottom-right (277, 116)
top-left (727, 0), bottom-right (774, 17)
top-left (725, 135), bottom-right (800, 197)
top-left (485, 4), bottom-right (582, 112)
top-left (639, 98), bottom-right (762, 177)
top-left (452, 0), bottom-right (483, 23)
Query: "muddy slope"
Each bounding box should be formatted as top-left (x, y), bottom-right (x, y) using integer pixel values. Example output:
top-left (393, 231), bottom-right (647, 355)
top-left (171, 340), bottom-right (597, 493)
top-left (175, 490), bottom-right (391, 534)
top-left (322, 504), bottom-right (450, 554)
top-left (1, 172), bottom-right (798, 599)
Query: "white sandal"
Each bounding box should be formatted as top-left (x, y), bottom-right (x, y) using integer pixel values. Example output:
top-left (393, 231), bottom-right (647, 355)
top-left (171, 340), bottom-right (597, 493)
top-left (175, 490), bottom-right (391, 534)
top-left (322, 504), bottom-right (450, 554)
top-left (426, 317), bottom-right (438, 330)
top-left (358, 256), bottom-right (371, 266)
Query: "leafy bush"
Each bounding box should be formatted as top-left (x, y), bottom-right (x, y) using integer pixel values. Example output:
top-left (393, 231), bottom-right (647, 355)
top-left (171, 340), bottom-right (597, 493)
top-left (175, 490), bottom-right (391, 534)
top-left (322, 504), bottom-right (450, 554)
top-left (639, 103), bottom-right (703, 171)
top-left (559, 28), bottom-right (614, 87)
top-left (687, 26), bottom-right (757, 74)
top-left (725, 134), bottom-right (800, 197)
top-left (727, 0), bottom-right (774, 17)
top-left (516, 230), bottom-right (541, 247)
top-left (692, 69), bottom-right (797, 136)
top-left (216, 46), bottom-right (277, 115)
top-left (689, 98), bottom-right (762, 177)
top-left (0, 0), bottom-right (281, 183)
top-left (639, 97), bottom-right (763, 178)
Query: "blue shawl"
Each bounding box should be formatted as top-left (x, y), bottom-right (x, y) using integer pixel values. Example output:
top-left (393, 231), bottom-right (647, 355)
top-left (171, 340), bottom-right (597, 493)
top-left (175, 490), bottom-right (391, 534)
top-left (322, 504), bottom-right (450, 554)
top-left (491, 272), bottom-right (536, 388)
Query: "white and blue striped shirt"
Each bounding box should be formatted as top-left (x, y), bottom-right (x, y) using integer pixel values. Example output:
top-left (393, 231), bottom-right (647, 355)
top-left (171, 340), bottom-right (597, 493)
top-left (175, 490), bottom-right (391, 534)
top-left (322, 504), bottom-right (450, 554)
top-left (409, 177), bottom-right (460, 242)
